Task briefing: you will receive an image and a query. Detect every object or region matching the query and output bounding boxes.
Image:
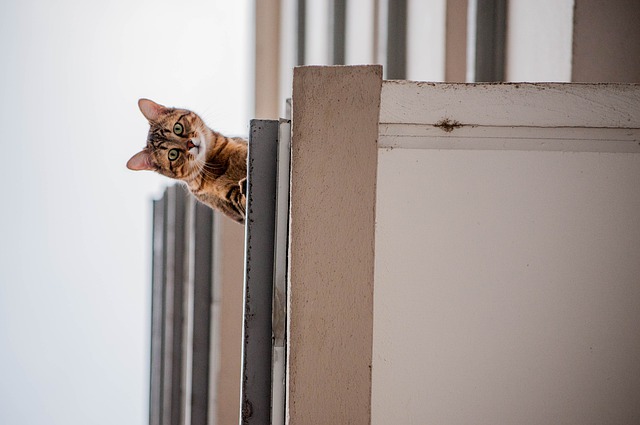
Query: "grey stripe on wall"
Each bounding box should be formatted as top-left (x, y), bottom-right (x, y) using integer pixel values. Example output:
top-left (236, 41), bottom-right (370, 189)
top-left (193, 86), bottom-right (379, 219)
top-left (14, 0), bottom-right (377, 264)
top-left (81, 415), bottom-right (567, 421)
top-left (330, 0), bottom-right (347, 64)
top-left (297, 0), bottom-right (306, 65)
top-left (473, 0), bottom-right (507, 82)
top-left (386, 0), bottom-right (407, 79)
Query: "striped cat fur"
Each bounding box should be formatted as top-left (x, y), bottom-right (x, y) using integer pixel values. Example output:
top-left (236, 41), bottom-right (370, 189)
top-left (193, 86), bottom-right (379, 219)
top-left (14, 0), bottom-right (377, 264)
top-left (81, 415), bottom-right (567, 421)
top-left (127, 99), bottom-right (247, 223)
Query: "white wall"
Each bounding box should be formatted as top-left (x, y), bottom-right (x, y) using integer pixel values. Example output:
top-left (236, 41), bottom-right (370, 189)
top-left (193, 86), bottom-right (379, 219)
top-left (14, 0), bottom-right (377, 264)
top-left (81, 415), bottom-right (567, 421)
top-left (373, 149), bottom-right (640, 425)
top-left (305, 0), bottom-right (330, 64)
top-left (255, 0), bottom-right (281, 119)
top-left (505, 0), bottom-right (574, 81)
top-left (372, 81), bottom-right (640, 424)
top-left (278, 0), bottom-right (297, 116)
top-left (345, 0), bottom-right (376, 64)
top-left (407, 0), bottom-right (446, 81)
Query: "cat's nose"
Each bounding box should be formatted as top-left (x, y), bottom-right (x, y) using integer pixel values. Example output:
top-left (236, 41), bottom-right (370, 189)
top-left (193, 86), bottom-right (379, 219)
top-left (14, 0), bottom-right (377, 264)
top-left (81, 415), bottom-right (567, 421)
top-left (187, 140), bottom-right (196, 150)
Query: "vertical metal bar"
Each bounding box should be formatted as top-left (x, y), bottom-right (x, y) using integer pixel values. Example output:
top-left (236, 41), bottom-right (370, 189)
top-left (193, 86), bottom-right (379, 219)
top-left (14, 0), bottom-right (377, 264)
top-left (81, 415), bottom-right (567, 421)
top-left (386, 0), bottom-right (407, 79)
top-left (189, 201), bottom-right (214, 425)
top-left (160, 189), bottom-right (171, 425)
top-left (150, 196), bottom-right (166, 425)
top-left (297, 0), bottom-right (306, 65)
top-left (271, 120), bottom-right (291, 425)
top-left (240, 120), bottom-right (279, 425)
top-left (152, 186), bottom-right (212, 425)
top-left (473, 0), bottom-right (507, 82)
top-left (173, 188), bottom-right (188, 425)
top-left (162, 185), bottom-right (188, 425)
top-left (207, 212), bottom-right (222, 425)
top-left (181, 198), bottom-right (195, 425)
top-left (330, 0), bottom-right (347, 64)
top-left (374, 0), bottom-right (385, 69)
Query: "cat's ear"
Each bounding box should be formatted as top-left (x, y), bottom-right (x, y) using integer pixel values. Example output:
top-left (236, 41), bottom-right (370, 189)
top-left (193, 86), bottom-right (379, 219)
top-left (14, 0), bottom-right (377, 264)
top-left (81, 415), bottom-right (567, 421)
top-left (127, 149), bottom-right (155, 171)
top-left (138, 98), bottom-right (166, 122)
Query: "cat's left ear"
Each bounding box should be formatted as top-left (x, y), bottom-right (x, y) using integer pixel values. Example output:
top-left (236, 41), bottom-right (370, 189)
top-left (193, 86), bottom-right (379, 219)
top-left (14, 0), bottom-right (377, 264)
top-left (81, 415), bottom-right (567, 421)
top-left (138, 98), bottom-right (167, 123)
top-left (127, 149), bottom-right (155, 171)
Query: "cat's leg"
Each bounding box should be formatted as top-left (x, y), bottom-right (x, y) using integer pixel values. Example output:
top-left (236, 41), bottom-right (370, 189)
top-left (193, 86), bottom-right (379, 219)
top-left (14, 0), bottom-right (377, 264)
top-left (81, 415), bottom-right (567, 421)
top-left (227, 184), bottom-right (246, 219)
top-left (217, 185), bottom-right (245, 224)
top-left (197, 192), bottom-right (244, 224)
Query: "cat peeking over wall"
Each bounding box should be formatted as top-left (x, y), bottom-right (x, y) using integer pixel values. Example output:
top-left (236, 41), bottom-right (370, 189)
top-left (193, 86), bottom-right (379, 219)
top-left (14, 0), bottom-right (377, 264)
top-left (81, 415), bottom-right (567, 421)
top-left (127, 99), bottom-right (248, 224)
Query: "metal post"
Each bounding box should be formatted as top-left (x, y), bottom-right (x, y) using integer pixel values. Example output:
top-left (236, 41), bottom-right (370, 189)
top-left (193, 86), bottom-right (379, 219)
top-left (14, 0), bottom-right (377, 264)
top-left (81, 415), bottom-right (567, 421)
top-left (297, 0), bottom-right (306, 65)
top-left (330, 0), bottom-right (347, 65)
top-left (189, 201), bottom-right (214, 425)
top-left (161, 185), bottom-right (188, 425)
top-left (387, 0), bottom-right (407, 79)
top-left (150, 196), bottom-right (166, 425)
top-left (240, 120), bottom-right (279, 425)
top-left (271, 119), bottom-right (291, 425)
top-left (473, 0), bottom-right (507, 82)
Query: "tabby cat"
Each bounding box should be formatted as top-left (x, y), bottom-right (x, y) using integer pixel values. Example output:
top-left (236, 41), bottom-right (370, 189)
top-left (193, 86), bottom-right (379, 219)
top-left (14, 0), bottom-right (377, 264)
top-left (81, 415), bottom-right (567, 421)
top-left (127, 99), bottom-right (247, 223)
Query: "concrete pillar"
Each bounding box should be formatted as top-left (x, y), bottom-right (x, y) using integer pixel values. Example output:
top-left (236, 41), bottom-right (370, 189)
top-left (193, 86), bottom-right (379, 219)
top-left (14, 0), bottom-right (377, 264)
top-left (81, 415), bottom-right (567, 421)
top-left (287, 65), bottom-right (382, 424)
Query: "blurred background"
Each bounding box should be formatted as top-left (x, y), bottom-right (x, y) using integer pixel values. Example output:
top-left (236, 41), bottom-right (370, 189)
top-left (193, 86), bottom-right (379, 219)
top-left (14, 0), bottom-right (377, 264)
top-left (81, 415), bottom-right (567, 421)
top-left (0, 1), bottom-right (249, 424)
top-left (1, 0), bottom-right (638, 424)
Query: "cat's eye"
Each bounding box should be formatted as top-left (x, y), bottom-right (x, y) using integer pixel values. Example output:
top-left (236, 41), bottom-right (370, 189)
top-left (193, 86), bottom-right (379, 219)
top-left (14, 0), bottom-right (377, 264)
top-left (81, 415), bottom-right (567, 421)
top-left (173, 123), bottom-right (184, 135)
top-left (168, 149), bottom-right (179, 161)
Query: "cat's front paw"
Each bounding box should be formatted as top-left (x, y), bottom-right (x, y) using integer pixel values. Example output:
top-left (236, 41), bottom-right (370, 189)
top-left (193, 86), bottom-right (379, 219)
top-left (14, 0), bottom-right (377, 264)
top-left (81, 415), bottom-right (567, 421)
top-left (239, 177), bottom-right (247, 197)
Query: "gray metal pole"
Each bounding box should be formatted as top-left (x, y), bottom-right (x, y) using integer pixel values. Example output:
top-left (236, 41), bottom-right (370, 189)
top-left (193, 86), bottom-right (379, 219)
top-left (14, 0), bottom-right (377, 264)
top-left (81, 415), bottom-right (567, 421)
top-left (387, 0), bottom-right (407, 79)
top-left (240, 120), bottom-right (279, 424)
top-left (150, 196), bottom-right (166, 425)
top-left (161, 186), bottom-right (188, 425)
top-left (474, 0), bottom-right (507, 82)
top-left (189, 201), bottom-right (214, 425)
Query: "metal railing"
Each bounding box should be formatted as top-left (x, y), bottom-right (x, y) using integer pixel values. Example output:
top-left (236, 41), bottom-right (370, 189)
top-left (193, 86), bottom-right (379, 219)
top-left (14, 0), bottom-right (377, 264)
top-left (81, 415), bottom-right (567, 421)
top-left (149, 186), bottom-right (216, 425)
top-left (240, 119), bottom-right (290, 425)
top-left (148, 119), bottom-right (290, 425)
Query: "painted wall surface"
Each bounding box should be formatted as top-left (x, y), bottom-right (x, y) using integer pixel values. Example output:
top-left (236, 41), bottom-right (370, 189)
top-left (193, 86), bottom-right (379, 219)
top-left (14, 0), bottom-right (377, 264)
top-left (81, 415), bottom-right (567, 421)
top-left (214, 216), bottom-right (245, 425)
top-left (254, 0), bottom-right (280, 119)
top-left (304, 0), bottom-right (330, 64)
top-left (505, 0), bottom-right (574, 81)
top-left (572, 0), bottom-right (640, 82)
top-left (407, 0), bottom-right (446, 81)
top-left (373, 149), bottom-right (640, 425)
top-left (372, 82), bottom-right (640, 424)
top-left (345, 0), bottom-right (376, 65)
top-left (278, 0), bottom-right (297, 116)
top-left (445, 0), bottom-right (467, 82)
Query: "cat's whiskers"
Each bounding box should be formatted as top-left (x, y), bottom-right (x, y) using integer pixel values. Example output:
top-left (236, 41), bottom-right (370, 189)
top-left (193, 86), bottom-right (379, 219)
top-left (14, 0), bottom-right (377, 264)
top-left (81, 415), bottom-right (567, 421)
top-left (189, 157), bottom-right (223, 182)
top-left (184, 162), bottom-right (202, 182)
top-left (199, 162), bottom-right (225, 180)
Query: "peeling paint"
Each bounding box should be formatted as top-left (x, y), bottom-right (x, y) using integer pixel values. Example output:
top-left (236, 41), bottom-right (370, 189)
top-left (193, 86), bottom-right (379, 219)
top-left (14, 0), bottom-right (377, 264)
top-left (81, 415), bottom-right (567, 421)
top-left (434, 118), bottom-right (463, 132)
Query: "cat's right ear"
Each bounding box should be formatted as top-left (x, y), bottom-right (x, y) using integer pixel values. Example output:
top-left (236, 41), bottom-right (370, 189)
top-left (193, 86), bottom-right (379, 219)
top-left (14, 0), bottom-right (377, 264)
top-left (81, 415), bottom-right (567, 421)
top-left (127, 149), bottom-right (155, 171)
top-left (138, 98), bottom-right (166, 123)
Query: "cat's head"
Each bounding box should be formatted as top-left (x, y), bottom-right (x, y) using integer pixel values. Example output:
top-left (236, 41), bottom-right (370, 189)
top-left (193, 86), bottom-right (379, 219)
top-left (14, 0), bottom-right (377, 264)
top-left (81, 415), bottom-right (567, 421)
top-left (127, 99), bottom-right (208, 180)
